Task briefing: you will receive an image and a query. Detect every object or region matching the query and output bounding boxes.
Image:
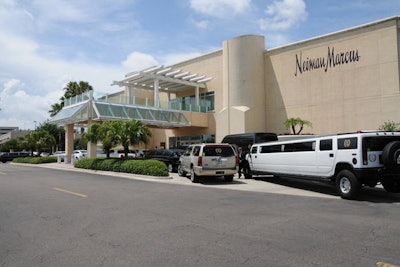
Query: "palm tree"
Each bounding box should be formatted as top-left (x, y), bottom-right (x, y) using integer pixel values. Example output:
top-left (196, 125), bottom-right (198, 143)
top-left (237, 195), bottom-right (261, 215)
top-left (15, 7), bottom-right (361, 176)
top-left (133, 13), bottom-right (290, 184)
top-left (85, 121), bottom-right (119, 158)
top-left (284, 117), bottom-right (312, 135)
top-left (49, 81), bottom-right (93, 117)
top-left (18, 130), bottom-right (55, 155)
top-left (85, 120), bottom-right (151, 158)
top-left (117, 120), bottom-right (151, 158)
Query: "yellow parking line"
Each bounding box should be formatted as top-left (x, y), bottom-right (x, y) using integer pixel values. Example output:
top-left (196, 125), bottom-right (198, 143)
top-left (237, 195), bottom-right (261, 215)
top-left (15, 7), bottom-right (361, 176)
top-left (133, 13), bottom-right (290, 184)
top-left (53, 187), bottom-right (87, 198)
top-left (376, 262), bottom-right (399, 267)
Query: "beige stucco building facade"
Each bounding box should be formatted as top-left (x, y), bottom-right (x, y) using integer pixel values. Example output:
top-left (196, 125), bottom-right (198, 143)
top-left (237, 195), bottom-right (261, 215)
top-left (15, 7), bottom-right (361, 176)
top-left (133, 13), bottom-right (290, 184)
top-left (145, 16), bottom-right (399, 149)
top-left (51, 16), bottom-right (400, 157)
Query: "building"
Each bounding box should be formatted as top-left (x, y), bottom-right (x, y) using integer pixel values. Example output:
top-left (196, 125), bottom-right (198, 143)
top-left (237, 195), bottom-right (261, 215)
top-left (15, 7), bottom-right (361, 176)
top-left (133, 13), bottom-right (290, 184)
top-left (0, 126), bottom-right (19, 136)
top-left (50, 16), bottom-right (400, 161)
top-left (0, 127), bottom-right (31, 148)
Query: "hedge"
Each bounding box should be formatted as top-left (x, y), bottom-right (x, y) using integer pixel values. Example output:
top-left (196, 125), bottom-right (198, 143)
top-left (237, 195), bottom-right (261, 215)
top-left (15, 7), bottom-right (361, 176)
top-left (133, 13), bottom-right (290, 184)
top-left (12, 156), bottom-right (58, 164)
top-left (74, 158), bottom-right (169, 177)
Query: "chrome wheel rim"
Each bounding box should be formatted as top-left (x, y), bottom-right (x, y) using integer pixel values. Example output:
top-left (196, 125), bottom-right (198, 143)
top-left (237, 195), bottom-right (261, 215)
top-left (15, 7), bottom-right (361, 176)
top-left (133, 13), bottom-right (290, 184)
top-left (340, 177), bottom-right (351, 194)
top-left (190, 169), bottom-right (195, 181)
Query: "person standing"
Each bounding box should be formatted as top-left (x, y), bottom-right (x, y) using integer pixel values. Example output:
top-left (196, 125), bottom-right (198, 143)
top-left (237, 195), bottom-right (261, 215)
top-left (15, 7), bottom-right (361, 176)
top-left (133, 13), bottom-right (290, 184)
top-left (237, 147), bottom-right (245, 178)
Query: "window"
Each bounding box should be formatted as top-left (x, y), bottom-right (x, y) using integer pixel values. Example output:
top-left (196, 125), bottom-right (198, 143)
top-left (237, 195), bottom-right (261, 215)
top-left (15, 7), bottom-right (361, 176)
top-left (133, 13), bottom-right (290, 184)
top-left (261, 145), bottom-right (282, 153)
top-left (193, 146), bottom-right (201, 156)
top-left (283, 141), bottom-right (315, 152)
top-left (202, 146), bottom-right (234, 157)
top-left (320, 139), bottom-right (332, 151)
top-left (338, 137), bottom-right (357, 149)
top-left (169, 92), bottom-right (215, 112)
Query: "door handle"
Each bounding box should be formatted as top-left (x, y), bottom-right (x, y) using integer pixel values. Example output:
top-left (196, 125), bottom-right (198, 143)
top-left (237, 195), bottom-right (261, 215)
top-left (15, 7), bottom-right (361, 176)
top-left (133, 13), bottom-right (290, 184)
top-left (329, 153), bottom-right (334, 157)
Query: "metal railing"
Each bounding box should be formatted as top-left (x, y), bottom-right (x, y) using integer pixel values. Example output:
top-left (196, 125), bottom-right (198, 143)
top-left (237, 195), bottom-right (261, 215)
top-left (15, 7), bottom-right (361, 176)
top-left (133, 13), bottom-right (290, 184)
top-left (64, 91), bottom-right (212, 113)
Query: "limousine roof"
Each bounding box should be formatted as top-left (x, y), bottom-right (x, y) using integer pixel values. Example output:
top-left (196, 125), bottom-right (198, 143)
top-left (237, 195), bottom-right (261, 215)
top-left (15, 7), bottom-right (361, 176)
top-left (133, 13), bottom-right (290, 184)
top-left (255, 131), bottom-right (400, 145)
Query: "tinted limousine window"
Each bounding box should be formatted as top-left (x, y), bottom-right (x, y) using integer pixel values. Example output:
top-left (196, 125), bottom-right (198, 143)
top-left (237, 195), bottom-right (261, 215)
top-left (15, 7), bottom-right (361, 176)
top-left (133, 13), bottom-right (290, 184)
top-left (283, 141), bottom-right (315, 152)
top-left (320, 139), bottom-right (333, 151)
top-left (260, 145), bottom-right (281, 153)
top-left (338, 137), bottom-right (357, 149)
top-left (259, 141), bottom-right (315, 153)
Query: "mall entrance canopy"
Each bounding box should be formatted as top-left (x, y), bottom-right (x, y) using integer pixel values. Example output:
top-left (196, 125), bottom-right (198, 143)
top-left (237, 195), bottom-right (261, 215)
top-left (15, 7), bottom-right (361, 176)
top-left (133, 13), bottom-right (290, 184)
top-left (50, 65), bottom-right (213, 127)
top-left (49, 65), bottom-right (213, 162)
top-left (49, 91), bottom-right (191, 127)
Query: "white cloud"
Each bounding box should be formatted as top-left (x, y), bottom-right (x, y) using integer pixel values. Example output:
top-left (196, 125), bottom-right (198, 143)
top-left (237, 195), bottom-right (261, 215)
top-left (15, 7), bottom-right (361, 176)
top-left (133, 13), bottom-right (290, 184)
top-left (120, 51), bottom-right (206, 71)
top-left (122, 52), bottom-right (159, 72)
top-left (193, 19), bottom-right (210, 30)
top-left (0, 29), bottom-right (125, 129)
top-left (0, 79), bottom-right (55, 129)
top-left (258, 0), bottom-right (307, 31)
top-left (189, 0), bottom-right (251, 18)
top-left (161, 52), bottom-right (204, 66)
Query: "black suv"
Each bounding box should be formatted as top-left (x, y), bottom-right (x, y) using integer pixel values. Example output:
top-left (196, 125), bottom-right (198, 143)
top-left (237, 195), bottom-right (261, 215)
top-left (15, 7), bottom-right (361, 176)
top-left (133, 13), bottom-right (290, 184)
top-left (0, 152), bottom-right (30, 163)
top-left (145, 149), bottom-right (185, 172)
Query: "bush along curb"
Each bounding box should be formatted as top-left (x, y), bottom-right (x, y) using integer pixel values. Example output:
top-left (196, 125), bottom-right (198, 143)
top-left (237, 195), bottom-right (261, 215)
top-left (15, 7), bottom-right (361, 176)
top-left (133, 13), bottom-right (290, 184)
top-left (12, 156), bottom-right (58, 164)
top-left (74, 158), bottom-right (169, 177)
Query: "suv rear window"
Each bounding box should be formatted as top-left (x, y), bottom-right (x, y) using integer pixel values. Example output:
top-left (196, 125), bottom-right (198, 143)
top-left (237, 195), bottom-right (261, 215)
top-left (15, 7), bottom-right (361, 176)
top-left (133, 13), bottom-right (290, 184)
top-left (363, 136), bottom-right (400, 151)
top-left (203, 146), bottom-right (234, 157)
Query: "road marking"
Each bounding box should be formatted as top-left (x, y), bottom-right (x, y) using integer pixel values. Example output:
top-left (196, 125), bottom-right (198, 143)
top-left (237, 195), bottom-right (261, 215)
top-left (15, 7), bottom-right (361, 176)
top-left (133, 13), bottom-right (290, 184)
top-left (53, 187), bottom-right (87, 198)
top-left (376, 262), bottom-right (399, 267)
top-left (0, 171), bottom-right (7, 175)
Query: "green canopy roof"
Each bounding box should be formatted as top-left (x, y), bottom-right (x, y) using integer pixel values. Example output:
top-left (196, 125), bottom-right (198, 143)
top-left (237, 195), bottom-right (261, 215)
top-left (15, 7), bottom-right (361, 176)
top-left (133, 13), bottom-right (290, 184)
top-left (49, 99), bottom-right (190, 128)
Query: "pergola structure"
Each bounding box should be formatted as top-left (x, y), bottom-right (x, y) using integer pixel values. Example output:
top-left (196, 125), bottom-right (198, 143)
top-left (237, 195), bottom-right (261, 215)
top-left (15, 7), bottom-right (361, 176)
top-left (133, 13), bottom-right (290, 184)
top-left (49, 65), bottom-right (212, 163)
top-left (112, 65), bottom-right (212, 108)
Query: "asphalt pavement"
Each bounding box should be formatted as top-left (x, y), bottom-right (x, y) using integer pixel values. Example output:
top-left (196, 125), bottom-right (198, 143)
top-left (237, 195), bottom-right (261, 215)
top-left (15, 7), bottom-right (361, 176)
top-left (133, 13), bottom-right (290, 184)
top-left (14, 162), bottom-right (400, 202)
top-left (2, 162), bottom-right (400, 266)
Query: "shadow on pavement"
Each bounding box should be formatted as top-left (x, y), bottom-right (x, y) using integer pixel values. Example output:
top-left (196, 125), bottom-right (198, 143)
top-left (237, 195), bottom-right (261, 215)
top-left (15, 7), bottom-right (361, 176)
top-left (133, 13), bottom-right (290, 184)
top-left (255, 175), bottom-right (400, 203)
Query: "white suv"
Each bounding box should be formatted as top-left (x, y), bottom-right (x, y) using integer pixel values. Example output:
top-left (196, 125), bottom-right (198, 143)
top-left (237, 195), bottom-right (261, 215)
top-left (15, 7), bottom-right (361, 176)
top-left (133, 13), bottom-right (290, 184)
top-left (248, 131), bottom-right (400, 199)
top-left (178, 143), bottom-right (238, 183)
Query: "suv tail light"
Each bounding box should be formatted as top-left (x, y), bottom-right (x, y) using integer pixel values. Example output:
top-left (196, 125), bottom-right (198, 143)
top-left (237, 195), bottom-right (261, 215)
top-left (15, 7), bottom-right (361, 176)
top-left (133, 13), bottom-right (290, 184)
top-left (197, 156), bottom-right (202, 166)
top-left (235, 155), bottom-right (239, 166)
top-left (363, 151), bottom-right (368, 165)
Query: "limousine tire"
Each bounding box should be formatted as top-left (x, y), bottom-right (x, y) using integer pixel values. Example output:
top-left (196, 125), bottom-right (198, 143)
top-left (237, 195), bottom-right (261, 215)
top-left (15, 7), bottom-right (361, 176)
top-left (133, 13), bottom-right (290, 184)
top-left (190, 168), bottom-right (199, 183)
top-left (382, 141), bottom-right (400, 171)
top-left (382, 178), bottom-right (400, 193)
top-left (335, 170), bottom-right (360, 200)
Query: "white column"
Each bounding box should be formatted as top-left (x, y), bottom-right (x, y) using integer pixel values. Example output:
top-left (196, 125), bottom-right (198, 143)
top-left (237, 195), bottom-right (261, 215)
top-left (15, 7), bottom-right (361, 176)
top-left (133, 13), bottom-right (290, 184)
top-left (195, 86), bottom-right (200, 111)
top-left (154, 79), bottom-right (159, 107)
top-left (87, 121), bottom-right (97, 158)
top-left (65, 124), bottom-right (74, 164)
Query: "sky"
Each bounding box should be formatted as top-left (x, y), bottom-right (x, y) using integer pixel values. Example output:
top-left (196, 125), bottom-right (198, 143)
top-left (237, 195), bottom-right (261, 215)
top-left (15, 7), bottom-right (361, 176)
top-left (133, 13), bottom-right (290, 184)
top-left (0, 0), bottom-right (399, 130)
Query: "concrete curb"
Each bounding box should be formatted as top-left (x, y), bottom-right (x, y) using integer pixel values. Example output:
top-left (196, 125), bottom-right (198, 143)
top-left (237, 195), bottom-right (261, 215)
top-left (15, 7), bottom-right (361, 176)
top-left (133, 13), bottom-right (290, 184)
top-left (11, 162), bottom-right (173, 180)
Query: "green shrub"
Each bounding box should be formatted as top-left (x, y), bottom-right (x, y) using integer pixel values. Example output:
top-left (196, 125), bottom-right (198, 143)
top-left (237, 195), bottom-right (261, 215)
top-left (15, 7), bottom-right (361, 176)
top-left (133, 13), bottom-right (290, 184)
top-left (12, 156), bottom-right (58, 164)
top-left (74, 158), bottom-right (169, 176)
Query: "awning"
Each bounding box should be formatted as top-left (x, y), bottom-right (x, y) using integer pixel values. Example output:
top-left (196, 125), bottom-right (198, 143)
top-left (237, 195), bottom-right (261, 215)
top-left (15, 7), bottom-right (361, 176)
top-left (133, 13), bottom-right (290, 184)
top-left (49, 98), bottom-right (190, 127)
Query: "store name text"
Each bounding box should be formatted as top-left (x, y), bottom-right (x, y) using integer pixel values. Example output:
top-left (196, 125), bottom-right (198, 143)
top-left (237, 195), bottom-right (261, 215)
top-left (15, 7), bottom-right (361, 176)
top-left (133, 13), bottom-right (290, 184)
top-left (295, 46), bottom-right (360, 76)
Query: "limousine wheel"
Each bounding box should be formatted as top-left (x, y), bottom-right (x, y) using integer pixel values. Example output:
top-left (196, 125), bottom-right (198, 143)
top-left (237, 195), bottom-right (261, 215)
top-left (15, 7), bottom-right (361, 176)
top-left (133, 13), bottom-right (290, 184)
top-left (190, 168), bottom-right (199, 183)
top-left (382, 178), bottom-right (400, 193)
top-left (382, 141), bottom-right (400, 171)
top-left (335, 170), bottom-right (360, 200)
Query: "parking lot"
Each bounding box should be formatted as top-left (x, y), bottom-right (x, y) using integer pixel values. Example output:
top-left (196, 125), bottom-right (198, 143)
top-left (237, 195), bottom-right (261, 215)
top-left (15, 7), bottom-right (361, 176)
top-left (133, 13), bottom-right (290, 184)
top-left (31, 162), bottom-right (400, 202)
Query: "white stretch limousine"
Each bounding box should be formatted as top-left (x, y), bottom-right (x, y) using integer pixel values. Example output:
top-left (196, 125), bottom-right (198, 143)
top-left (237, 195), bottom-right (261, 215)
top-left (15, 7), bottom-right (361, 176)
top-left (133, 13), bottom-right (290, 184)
top-left (247, 131), bottom-right (400, 199)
